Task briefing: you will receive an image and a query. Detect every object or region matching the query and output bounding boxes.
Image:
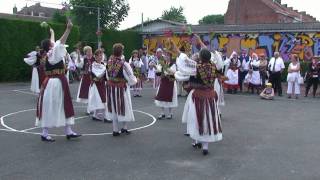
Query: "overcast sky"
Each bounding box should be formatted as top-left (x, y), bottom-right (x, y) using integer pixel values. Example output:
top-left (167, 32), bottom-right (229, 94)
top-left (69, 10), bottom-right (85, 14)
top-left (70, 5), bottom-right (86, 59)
top-left (0, 0), bottom-right (319, 30)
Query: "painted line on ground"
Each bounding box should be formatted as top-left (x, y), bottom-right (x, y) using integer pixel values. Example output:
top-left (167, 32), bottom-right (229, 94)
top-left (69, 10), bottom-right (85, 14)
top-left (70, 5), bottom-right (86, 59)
top-left (0, 109), bottom-right (156, 136)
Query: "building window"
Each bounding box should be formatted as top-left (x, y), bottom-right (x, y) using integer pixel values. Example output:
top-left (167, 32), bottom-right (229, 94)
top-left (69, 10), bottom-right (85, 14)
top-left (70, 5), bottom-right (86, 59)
top-left (39, 12), bottom-right (45, 17)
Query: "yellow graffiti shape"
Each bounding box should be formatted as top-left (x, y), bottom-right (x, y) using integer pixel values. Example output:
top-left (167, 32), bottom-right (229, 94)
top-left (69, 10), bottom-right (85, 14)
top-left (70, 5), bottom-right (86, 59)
top-left (298, 34), bottom-right (314, 47)
top-left (241, 38), bottom-right (257, 49)
top-left (219, 36), bottom-right (229, 49)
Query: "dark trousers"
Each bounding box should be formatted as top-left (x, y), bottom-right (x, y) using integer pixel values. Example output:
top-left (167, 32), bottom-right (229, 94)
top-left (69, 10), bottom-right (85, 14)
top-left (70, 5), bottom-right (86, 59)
top-left (305, 77), bottom-right (319, 97)
top-left (239, 70), bottom-right (248, 92)
top-left (260, 71), bottom-right (267, 88)
top-left (270, 72), bottom-right (282, 96)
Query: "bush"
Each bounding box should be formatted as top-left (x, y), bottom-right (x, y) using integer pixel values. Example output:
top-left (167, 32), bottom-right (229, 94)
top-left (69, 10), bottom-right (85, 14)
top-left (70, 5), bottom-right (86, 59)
top-left (0, 18), bottom-right (80, 82)
top-left (101, 30), bottom-right (141, 59)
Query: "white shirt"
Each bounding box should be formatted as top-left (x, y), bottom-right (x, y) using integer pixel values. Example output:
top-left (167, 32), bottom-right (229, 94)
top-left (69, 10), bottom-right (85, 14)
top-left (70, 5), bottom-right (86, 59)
top-left (268, 57), bottom-right (285, 72)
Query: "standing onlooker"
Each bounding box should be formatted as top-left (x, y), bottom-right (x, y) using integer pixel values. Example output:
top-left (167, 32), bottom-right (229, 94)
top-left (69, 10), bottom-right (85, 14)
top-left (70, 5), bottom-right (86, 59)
top-left (259, 53), bottom-right (268, 88)
top-left (305, 56), bottom-right (320, 97)
top-left (238, 50), bottom-right (250, 92)
top-left (268, 52), bottom-right (285, 96)
top-left (286, 54), bottom-right (301, 99)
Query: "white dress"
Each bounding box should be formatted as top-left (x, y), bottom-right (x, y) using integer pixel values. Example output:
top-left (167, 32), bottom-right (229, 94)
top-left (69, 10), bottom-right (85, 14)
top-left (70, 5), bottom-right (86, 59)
top-left (24, 51), bottom-right (40, 93)
top-left (154, 64), bottom-right (178, 108)
top-left (249, 60), bottom-right (261, 86)
top-left (175, 59), bottom-right (222, 143)
top-left (35, 41), bottom-right (74, 128)
top-left (88, 62), bottom-right (106, 112)
top-left (105, 62), bottom-right (137, 122)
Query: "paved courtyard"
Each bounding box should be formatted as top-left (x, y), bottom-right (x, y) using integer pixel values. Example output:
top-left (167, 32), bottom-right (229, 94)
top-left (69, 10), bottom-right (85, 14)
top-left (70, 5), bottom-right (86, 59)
top-left (0, 82), bottom-right (319, 180)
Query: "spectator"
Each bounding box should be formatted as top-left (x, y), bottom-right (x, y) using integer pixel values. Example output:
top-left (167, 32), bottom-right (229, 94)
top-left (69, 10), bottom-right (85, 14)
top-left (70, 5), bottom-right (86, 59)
top-left (268, 52), bottom-right (285, 96)
top-left (286, 54), bottom-right (301, 99)
top-left (305, 56), bottom-right (320, 97)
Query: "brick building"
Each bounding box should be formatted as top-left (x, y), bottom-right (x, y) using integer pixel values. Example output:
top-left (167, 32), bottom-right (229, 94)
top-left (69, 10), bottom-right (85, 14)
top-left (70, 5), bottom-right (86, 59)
top-left (225, 0), bottom-right (317, 24)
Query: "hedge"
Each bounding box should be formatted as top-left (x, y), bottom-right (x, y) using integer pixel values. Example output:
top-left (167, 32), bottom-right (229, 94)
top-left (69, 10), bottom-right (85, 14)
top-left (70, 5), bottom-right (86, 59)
top-left (0, 18), bottom-right (80, 82)
top-left (100, 30), bottom-right (141, 60)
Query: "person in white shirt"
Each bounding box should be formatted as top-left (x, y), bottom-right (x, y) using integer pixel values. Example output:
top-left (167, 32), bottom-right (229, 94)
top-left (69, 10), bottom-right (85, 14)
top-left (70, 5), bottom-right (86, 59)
top-left (286, 54), bottom-right (301, 99)
top-left (268, 52), bottom-right (285, 96)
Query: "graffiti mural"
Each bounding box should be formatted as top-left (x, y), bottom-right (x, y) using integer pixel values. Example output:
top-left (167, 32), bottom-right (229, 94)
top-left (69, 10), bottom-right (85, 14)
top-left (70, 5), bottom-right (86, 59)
top-left (143, 32), bottom-right (320, 61)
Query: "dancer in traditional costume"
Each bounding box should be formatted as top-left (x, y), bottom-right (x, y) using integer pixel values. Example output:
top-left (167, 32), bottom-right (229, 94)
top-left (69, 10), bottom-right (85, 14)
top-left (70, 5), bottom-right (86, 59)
top-left (76, 46), bottom-right (94, 105)
top-left (36, 19), bottom-right (81, 142)
top-left (247, 53), bottom-right (261, 94)
top-left (130, 50), bottom-right (144, 97)
top-left (224, 51), bottom-right (240, 94)
top-left (152, 48), bottom-right (164, 89)
top-left (87, 49), bottom-right (111, 122)
top-left (24, 46), bottom-right (46, 93)
top-left (105, 43), bottom-right (137, 136)
top-left (154, 51), bottom-right (178, 120)
top-left (175, 48), bottom-right (222, 156)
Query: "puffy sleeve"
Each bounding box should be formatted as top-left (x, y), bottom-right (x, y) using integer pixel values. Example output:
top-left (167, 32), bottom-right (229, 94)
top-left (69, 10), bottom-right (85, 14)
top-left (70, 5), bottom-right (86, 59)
top-left (47, 40), bottom-right (67, 65)
top-left (211, 51), bottom-right (224, 71)
top-left (76, 56), bottom-right (84, 69)
top-left (123, 62), bottom-right (137, 86)
top-left (176, 53), bottom-right (197, 76)
top-left (23, 51), bottom-right (37, 66)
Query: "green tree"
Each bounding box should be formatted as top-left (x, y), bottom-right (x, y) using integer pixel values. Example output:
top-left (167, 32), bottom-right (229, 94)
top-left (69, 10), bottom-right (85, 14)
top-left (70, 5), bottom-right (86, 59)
top-left (199, 14), bottom-right (224, 25)
top-left (69, 0), bottom-right (129, 43)
top-left (161, 6), bottom-right (187, 23)
top-left (51, 11), bottom-right (68, 24)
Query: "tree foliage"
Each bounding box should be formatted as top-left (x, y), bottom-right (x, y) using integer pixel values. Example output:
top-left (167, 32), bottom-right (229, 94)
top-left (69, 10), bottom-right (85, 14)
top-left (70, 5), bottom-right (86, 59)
top-left (69, 0), bottom-right (129, 42)
top-left (161, 6), bottom-right (187, 23)
top-left (199, 14), bottom-right (224, 25)
top-left (51, 10), bottom-right (68, 24)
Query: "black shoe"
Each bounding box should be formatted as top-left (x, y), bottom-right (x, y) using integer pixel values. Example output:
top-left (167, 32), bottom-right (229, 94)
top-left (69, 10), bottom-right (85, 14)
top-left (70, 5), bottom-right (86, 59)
top-left (184, 133), bottom-right (190, 137)
top-left (121, 128), bottom-right (131, 135)
top-left (113, 132), bottom-right (120, 136)
top-left (157, 114), bottom-right (165, 120)
top-left (192, 143), bottom-right (202, 149)
top-left (92, 117), bottom-right (102, 121)
top-left (202, 149), bottom-right (209, 156)
top-left (103, 119), bottom-right (112, 123)
top-left (137, 95), bottom-right (142, 97)
top-left (41, 136), bottom-right (55, 142)
top-left (66, 134), bottom-right (82, 140)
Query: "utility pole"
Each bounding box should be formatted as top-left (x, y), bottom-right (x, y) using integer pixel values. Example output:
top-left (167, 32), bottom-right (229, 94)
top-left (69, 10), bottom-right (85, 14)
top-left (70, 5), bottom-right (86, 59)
top-left (97, 7), bottom-right (101, 49)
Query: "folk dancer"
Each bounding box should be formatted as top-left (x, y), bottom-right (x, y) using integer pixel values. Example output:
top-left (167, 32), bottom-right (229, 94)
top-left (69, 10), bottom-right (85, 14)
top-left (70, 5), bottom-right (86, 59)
top-left (76, 46), bottom-right (95, 114)
top-left (130, 50), bottom-right (144, 97)
top-left (105, 43), bottom-right (137, 136)
top-left (175, 48), bottom-right (222, 155)
top-left (246, 53), bottom-right (261, 94)
top-left (88, 49), bottom-right (111, 122)
top-left (24, 46), bottom-right (46, 93)
top-left (155, 51), bottom-right (178, 120)
top-left (36, 20), bottom-right (81, 142)
top-left (224, 51), bottom-right (240, 94)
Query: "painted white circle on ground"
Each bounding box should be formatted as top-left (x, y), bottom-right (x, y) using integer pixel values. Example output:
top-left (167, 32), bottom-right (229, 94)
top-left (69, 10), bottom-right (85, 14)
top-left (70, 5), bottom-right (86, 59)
top-left (0, 107), bottom-right (157, 137)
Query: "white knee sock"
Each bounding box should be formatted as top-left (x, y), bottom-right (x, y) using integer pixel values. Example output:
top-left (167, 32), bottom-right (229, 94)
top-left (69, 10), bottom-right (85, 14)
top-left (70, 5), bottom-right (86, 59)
top-left (65, 125), bottom-right (75, 135)
top-left (122, 122), bottom-right (128, 130)
top-left (42, 127), bottom-right (49, 137)
top-left (113, 118), bottom-right (119, 132)
top-left (202, 142), bottom-right (209, 150)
